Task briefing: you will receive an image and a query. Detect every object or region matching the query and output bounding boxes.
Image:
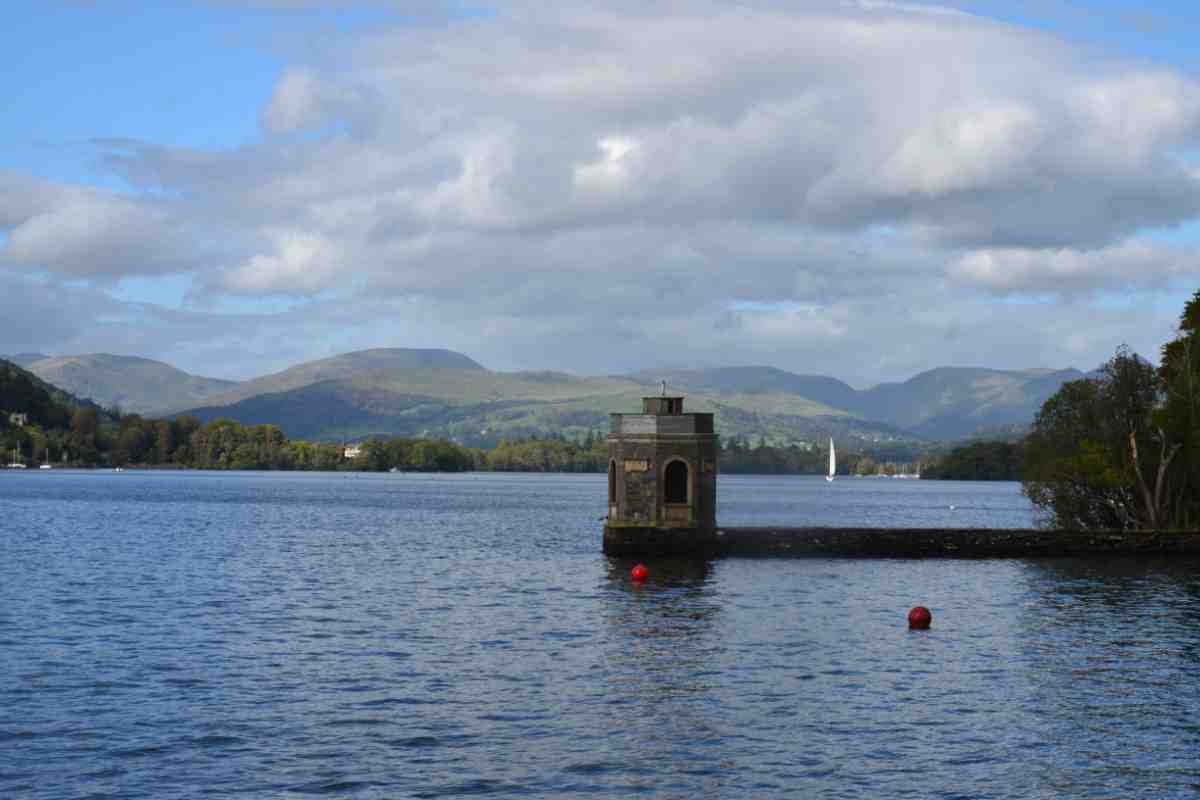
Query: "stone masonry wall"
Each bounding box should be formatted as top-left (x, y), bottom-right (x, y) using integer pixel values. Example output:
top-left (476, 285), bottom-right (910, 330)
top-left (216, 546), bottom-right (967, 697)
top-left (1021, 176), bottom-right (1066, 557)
top-left (714, 527), bottom-right (1200, 557)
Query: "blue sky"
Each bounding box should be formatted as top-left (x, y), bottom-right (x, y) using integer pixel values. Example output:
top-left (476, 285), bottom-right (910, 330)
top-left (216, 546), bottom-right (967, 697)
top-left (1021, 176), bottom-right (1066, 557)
top-left (2, 1), bottom-right (1198, 384)
top-left (10, 1), bottom-right (1200, 182)
top-left (4, 3), bottom-right (397, 184)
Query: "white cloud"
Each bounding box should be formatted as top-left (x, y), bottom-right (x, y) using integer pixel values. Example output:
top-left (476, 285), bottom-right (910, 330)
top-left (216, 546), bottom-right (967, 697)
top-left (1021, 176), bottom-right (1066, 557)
top-left (0, 173), bottom-right (208, 280)
top-left (4, 1), bottom-right (1200, 384)
top-left (219, 228), bottom-right (347, 294)
top-left (950, 241), bottom-right (1194, 295)
top-left (260, 68), bottom-right (377, 135)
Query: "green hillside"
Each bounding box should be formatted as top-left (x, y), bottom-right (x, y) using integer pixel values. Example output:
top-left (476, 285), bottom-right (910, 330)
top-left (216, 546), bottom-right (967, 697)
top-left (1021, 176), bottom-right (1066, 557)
top-left (18, 345), bottom-right (1086, 447)
top-left (20, 353), bottom-right (237, 415)
top-left (1, 358), bottom-right (118, 465)
top-left (189, 348), bottom-right (484, 411)
top-left (177, 366), bottom-right (892, 448)
top-left (639, 365), bottom-right (1084, 440)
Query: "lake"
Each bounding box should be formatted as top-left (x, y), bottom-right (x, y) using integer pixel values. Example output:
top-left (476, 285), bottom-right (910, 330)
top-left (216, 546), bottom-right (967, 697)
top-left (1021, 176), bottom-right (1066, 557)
top-left (1, 471), bottom-right (1198, 798)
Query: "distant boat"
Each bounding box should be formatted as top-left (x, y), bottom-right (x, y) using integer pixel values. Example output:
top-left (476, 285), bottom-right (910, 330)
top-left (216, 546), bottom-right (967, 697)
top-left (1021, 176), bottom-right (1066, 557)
top-left (7, 444), bottom-right (27, 469)
top-left (826, 437), bottom-right (836, 482)
top-left (40, 449), bottom-right (52, 470)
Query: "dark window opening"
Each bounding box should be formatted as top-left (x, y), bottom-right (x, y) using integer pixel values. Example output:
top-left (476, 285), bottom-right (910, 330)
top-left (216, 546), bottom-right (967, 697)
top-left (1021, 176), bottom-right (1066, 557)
top-left (608, 461), bottom-right (617, 504)
top-left (665, 460), bottom-right (688, 504)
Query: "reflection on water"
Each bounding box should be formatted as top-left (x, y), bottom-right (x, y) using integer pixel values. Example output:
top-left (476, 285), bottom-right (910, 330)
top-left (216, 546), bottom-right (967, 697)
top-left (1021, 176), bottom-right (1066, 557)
top-left (599, 558), bottom-right (727, 798)
top-left (1014, 559), bottom-right (1200, 795)
top-left (718, 474), bottom-right (1036, 528)
top-left (0, 471), bottom-right (1197, 798)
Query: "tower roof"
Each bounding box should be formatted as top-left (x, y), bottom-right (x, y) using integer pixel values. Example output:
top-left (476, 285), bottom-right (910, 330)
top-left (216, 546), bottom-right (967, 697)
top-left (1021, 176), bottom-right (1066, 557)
top-left (642, 395), bottom-right (685, 415)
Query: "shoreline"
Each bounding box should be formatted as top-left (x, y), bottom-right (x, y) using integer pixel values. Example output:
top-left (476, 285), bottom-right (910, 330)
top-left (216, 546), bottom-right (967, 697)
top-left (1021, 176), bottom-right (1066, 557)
top-left (604, 525), bottom-right (1200, 558)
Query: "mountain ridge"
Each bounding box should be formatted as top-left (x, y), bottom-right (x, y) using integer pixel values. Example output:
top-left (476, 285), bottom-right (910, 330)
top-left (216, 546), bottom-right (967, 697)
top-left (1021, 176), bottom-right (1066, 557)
top-left (187, 348), bottom-right (485, 412)
top-left (14, 353), bottom-right (236, 416)
top-left (8, 348), bottom-right (1085, 445)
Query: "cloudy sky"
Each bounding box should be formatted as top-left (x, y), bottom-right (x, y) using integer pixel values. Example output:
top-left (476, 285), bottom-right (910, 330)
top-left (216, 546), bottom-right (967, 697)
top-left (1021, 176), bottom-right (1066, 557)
top-left (3, 0), bottom-right (1199, 386)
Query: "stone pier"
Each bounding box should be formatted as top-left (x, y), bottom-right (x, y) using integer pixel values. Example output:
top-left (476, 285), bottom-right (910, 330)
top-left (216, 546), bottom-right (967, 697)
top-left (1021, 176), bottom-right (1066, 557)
top-left (601, 393), bottom-right (1200, 559)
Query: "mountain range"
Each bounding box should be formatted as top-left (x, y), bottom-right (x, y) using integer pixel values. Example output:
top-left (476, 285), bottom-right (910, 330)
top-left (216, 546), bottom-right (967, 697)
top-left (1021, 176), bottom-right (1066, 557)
top-left (7, 348), bottom-right (1084, 446)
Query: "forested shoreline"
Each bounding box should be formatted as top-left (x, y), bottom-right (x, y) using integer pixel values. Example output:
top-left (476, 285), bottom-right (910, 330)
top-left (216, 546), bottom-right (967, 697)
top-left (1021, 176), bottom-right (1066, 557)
top-left (920, 441), bottom-right (1023, 481)
top-left (0, 364), bottom-right (1027, 478)
top-left (6, 285), bottom-right (1198, 507)
top-left (1020, 290), bottom-right (1200, 529)
top-left (1, 363), bottom-right (905, 474)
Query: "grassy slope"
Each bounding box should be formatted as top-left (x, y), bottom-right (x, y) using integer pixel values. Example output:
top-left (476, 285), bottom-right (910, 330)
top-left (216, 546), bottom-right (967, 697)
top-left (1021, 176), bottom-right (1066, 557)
top-left (134, 351), bottom-right (1083, 446)
top-left (191, 348), bottom-right (485, 410)
top-left (178, 367), bottom-right (873, 446)
top-left (23, 354), bottom-right (237, 416)
top-left (0, 358), bottom-right (117, 424)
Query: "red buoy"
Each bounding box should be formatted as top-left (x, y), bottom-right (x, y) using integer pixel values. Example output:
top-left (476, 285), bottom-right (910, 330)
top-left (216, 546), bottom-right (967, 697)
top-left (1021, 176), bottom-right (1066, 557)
top-left (631, 563), bottom-right (649, 582)
top-left (908, 606), bottom-right (932, 629)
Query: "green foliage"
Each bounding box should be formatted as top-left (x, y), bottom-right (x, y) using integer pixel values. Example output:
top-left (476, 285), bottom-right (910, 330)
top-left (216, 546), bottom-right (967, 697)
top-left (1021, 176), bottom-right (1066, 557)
top-left (1021, 324), bottom-right (1198, 530)
top-left (485, 436), bottom-right (607, 472)
top-left (720, 439), bottom-right (826, 474)
top-left (352, 436), bottom-right (477, 472)
top-left (0, 359), bottom-right (73, 430)
top-left (0, 362), bottom-right (485, 472)
top-left (1158, 289), bottom-right (1200, 527)
top-left (922, 441), bottom-right (1022, 480)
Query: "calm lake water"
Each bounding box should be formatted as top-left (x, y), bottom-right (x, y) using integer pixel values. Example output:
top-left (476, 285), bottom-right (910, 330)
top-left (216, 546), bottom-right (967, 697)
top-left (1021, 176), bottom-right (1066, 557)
top-left (1, 471), bottom-right (1198, 799)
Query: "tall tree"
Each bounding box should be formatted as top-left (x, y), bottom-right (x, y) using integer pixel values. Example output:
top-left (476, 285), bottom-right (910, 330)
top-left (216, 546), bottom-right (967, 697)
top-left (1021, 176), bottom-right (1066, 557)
top-left (1159, 289), bottom-right (1200, 527)
top-left (1023, 346), bottom-right (1181, 530)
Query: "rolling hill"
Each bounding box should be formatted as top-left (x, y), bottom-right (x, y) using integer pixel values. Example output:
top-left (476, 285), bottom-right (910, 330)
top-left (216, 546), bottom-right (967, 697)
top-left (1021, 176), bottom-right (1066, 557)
top-left (178, 364), bottom-right (904, 446)
top-left (15, 354), bottom-right (237, 416)
top-left (7, 353), bottom-right (50, 367)
top-left (0, 358), bottom-right (117, 429)
top-left (633, 365), bottom-right (1084, 440)
top-left (13, 346), bottom-right (1084, 447)
top-left (631, 367), bottom-right (863, 413)
top-left (857, 366), bottom-right (1085, 438)
top-left (187, 348), bottom-right (485, 411)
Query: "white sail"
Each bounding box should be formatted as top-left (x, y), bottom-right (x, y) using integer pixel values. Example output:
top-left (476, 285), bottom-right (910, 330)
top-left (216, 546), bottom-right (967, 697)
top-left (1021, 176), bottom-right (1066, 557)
top-left (826, 437), bottom-right (835, 481)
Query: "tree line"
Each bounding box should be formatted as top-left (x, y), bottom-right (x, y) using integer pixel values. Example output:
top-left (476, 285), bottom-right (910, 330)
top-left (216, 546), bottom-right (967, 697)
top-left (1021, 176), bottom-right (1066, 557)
top-left (6, 287), bottom-right (1198, 527)
top-left (0, 402), bottom-right (611, 473)
top-left (920, 441), bottom-right (1022, 481)
top-left (1020, 290), bottom-right (1200, 529)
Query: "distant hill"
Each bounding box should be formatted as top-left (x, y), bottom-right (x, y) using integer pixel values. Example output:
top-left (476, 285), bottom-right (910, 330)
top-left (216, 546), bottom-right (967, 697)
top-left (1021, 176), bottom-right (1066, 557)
top-left (7, 353), bottom-right (50, 367)
top-left (858, 367), bottom-right (1085, 439)
top-left (0, 358), bottom-right (115, 429)
top-left (191, 348), bottom-right (484, 411)
top-left (16, 343), bottom-right (1082, 448)
top-left (181, 367), bottom-right (650, 442)
top-left (17, 354), bottom-right (237, 416)
top-left (177, 365), bottom-right (910, 447)
top-left (636, 365), bottom-right (1084, 441)
top-left (632, 367), bottom-right (863, 412)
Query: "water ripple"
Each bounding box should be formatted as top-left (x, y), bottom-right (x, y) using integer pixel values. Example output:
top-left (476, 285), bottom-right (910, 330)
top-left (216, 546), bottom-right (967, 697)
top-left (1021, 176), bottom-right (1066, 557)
top-left (1, 472), bottom-right (1198, 799)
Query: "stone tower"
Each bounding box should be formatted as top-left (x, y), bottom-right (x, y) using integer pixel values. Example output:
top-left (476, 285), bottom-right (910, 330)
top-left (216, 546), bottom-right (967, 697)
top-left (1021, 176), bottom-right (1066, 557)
top-left (603, 392), bottom-right (718, 556)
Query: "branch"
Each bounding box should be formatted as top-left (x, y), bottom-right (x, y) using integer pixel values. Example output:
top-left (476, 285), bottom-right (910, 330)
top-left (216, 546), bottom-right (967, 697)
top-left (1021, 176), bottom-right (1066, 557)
top-left (1151, 428), bottom-right (1182, 528)
top-left (1129, 430), bottom-right (1158, 528)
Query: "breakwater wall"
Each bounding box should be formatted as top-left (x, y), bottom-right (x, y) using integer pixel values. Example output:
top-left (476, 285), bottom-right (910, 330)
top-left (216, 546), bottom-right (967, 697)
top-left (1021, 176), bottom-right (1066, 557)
top-left (603, 525), bottom-right (1200, 558)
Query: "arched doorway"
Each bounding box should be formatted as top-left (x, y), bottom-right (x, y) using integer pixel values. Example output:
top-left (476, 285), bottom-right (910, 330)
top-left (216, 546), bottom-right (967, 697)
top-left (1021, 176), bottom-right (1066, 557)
top-left (608, 460), bottom-right (617, 505)
top-left (664, 460), bottom-right (689, 505)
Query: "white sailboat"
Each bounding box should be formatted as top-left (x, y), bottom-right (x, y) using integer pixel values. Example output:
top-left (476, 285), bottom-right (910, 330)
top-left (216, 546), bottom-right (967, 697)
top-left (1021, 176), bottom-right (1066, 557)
top-left (825, 437), bottom-right (836, 482)
top-left (7, 444), bottom-right (27, 469)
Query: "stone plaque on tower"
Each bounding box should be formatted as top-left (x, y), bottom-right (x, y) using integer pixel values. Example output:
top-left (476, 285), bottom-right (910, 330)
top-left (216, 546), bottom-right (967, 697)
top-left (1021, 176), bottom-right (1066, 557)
top-left (603, 390), bottom-right (718, 556)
